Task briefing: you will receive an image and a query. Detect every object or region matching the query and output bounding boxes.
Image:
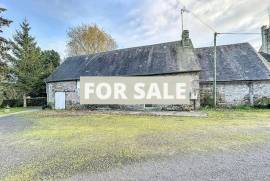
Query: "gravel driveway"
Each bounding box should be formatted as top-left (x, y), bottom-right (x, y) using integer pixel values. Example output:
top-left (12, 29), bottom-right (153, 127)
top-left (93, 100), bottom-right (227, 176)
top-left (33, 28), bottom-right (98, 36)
top-left (1, 115), bottom-right (270, 181)
top-left (0, 115), bottom-right (34, 177)
top-left (0, 115), bottom-right (32, 134)
top-left (66, 144), bottom-right (270, 181)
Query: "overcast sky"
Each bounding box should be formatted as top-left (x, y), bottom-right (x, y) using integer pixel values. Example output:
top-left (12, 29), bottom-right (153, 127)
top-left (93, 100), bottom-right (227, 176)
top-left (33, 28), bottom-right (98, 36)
top-left (1, 0), bottom-right (270, 59)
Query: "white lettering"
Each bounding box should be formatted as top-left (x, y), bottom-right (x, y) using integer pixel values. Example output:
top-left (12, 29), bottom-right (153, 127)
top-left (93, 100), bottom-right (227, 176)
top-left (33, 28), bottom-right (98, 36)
top-left (163, 83), bottom-right (174, 100)
top-left (85, 83), bottom-right (95, 99)
top-left (114, 83), bottom-right (127, 99)
top-left (176, 83), bottom-right (187, 99)
top-left (134, 83), bottom-right (145, 99)
top-left (96, 83), bottom-right (112, 100)
top-left (147, 83), bottom-right (162, 100)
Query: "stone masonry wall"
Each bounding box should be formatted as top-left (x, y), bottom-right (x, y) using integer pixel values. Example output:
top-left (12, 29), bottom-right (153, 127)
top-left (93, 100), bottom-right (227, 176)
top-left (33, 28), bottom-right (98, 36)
top-left (47, 81), bottom-right (80, 109)
top-left (200, 80), bottom-right (270, 106)
top-left (253, 81), bottom-right (270, 100)
top-left (46, 72), bottom-right (200, 111)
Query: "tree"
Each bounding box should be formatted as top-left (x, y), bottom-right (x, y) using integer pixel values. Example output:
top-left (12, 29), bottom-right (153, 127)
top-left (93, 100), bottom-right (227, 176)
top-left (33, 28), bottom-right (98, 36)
top-left (67, 24), bottom-right (117, 56)
top-left (0, 7), bottom-right (12, 61)
top-left (0, 7), bottom-right (12, 105)
top-left (34, 50), bottom-right (60, 97)
top-left (9, 19), bottom-right (43, 107)
top-left (41, 50), bottom-right (60, 73)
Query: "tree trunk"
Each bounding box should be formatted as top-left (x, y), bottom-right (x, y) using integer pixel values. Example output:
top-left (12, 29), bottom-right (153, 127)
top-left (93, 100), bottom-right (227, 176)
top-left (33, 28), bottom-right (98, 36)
top-left (23, 94), bottom-right (27, 108)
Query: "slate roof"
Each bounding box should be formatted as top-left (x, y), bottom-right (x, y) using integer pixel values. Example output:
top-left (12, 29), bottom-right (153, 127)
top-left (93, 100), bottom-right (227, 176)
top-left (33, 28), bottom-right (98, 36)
top-left (45, 42), bottom-right (270, 83)
top-left (260, 52), bottom-right (270, 63)
top-left (196, 43), bottom-right (270, 82)
top-left (45, 41), bottom-right (200, 82)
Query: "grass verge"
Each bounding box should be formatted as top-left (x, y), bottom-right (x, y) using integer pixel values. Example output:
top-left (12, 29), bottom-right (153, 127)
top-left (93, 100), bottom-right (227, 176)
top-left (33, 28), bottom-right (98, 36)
top-left (0, 107), bottom-right (28, 115)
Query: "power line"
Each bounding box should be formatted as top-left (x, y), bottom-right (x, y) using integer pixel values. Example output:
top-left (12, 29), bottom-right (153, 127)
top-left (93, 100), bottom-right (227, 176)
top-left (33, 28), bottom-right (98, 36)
top-left (218, 32), bottom-right (260, 35)
top-left (180, 5), bottom-right (263, 109)
top-left (188, 11), bottom-right (217, 33)
top-left (181, 7), bottom-right (261, 35)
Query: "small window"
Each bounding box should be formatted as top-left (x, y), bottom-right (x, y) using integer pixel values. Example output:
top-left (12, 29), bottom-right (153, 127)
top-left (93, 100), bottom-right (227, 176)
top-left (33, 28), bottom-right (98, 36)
top-left (145, 104), bottom-right (159, 108)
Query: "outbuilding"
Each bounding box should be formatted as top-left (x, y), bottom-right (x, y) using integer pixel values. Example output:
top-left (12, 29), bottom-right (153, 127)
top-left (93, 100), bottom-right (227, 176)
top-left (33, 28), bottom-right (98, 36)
top-left (46, 29), bottom-right (270, 110)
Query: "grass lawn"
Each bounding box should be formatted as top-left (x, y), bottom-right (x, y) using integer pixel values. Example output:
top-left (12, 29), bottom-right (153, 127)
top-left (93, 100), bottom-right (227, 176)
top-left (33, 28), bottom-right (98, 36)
top-left (2, 109), bottom-right (270, 180)
top-left (0, 107), bottom-right (28, 115)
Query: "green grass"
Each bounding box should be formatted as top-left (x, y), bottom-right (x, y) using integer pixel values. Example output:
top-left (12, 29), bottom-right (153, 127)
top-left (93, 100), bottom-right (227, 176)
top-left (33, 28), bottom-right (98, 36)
top-left (3, 109), bottom-right (270, 180)
top-left (0, 107), bottom-right (27, 115)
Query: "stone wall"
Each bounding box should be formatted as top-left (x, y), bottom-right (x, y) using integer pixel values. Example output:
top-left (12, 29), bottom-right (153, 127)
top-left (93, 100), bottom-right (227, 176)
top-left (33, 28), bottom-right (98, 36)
top-left (200, 80), bottom-right (270, 106)
top-left (47, 81), bottom-right (80, 109)
top-left (46, 72), bottom-right (200, 111)
top-left (253, 81), bottom-right (270, 101)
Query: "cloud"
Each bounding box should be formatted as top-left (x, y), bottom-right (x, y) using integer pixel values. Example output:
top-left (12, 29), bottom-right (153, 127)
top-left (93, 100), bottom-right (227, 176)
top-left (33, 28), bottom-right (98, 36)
top-left (4, 0), bottom-right (269, 58)
top-left (117, 0), bottom-right (270, 50)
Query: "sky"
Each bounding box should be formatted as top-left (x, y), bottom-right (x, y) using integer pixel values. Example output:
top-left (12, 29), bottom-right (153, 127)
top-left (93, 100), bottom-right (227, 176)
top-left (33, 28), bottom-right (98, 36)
top-left (1, 0), bottom-right (270, 59)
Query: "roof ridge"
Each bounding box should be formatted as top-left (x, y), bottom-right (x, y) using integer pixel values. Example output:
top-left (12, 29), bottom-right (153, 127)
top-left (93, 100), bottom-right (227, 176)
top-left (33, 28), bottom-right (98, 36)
top-left (66, 40), bottom-right (181, 59)
top-left (67, 41), bottom-right (252, 59)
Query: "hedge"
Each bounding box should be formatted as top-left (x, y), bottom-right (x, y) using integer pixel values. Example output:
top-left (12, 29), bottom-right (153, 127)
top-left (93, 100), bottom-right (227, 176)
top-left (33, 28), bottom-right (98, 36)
top-left (1, 97), bottom-right (47, 108)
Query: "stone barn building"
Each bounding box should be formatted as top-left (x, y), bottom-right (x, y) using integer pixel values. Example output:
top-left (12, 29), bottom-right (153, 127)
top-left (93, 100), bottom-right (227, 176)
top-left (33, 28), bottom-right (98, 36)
top-left (46, 28), bottom-right (270, 110)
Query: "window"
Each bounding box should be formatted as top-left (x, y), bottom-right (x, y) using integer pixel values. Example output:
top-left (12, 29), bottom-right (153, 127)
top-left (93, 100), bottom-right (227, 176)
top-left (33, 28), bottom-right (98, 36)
top-left (145, 104), bottom-right (160, 108)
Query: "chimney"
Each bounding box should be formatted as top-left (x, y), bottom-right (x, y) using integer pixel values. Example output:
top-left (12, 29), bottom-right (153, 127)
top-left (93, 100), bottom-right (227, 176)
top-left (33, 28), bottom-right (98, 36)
top-left (176, 30), bottom-right (199, 72)
top-left (261, 25), bottom-right (270, 54)
top-left (181, 30), bottom-right (193, 48)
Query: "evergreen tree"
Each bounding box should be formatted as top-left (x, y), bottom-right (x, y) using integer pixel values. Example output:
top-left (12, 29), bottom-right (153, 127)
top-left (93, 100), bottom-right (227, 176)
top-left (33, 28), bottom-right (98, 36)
top-left (0, 7), bottom-right (12, 105)
top-left (0, 7), bottom-right (12, 62)
top-left (9, 19), bottom-right (43, 107)
top-left (34, 50), bottom-right (61, 97)
top-left (41, 50), bottom-right (60, 75)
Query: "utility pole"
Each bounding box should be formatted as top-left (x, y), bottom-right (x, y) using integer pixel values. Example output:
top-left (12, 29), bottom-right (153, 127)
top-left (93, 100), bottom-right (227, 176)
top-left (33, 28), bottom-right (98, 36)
top-left (178, 6), bottom-right (261, 108)
top-left (213, 32), bottom-right (218, 108)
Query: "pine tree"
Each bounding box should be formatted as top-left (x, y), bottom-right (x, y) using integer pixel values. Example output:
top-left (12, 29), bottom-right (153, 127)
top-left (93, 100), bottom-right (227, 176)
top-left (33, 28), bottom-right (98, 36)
top-left (35, 50), bottom-right (60, 97)
top-left (9, 19), bottom-right (43, 107)
top-left (0, 7), bottom-right (12, 105)
top-left (0, 7), bottom-right (12, 61)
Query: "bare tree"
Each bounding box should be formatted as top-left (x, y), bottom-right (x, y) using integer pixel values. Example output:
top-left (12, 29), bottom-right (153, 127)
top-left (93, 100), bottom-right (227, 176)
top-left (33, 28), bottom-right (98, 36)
top-left (67, 24), bottom-right (117, 56)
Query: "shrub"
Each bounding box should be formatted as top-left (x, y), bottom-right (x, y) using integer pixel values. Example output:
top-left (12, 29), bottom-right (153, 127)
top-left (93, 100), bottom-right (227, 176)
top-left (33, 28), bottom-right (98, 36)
top-left (1, 97), bottom-right (47, 108)
top-left (1, 99), bottom-right (23, 108)
top-left (42, 103), bottom-right (53, 110)
top-left (254, 97), bottom-right (270, 109)
top-left (27, 97), bottom-right (47, 107)
top-left (200, 92), bottom-right (214, 108)
top-left (225, 105), bottom-right (253, 110)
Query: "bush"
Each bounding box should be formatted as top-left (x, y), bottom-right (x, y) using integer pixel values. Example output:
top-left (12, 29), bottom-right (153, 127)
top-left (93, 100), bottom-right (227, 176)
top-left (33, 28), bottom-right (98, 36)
top-left (1, 97), bottom-right (47, 108)
top-left (27, 97), bottom-right (47, 107)
top-left (254, 97), bottom-right (270, 109)
top-left (0, 93), bottom-right (3, 106)
top-left (201, 92), bottom-right (214, 108)
top-left (224, 105), bottom-right (253, 110)
top-left (1, 99), bottom-right (23, 108)
top-left (42, 103), bottom-right (53, 110)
